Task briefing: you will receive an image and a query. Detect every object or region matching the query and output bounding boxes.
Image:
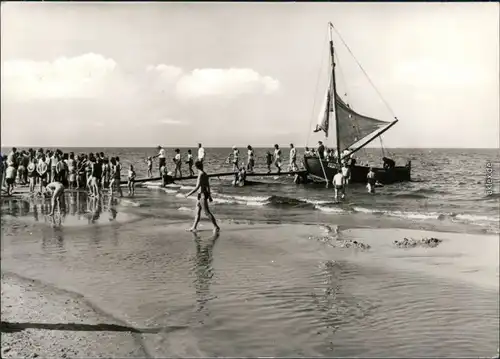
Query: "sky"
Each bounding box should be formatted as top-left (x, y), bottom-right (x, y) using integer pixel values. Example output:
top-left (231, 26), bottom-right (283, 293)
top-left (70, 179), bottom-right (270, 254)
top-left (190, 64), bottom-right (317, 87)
top-left (1, 2), bottom-right (499, 148)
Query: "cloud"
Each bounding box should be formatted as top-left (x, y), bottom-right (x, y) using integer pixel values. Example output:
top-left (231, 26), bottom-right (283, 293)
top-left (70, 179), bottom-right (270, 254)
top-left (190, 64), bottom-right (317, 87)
top-left (175, 68), bottom-right (280, 99)
top-left (157, 118), bottom-right (187, 126)
top-left (2, 53), bottom-right (118, 100)
top-left (147, 64), bottom-right (183, 81)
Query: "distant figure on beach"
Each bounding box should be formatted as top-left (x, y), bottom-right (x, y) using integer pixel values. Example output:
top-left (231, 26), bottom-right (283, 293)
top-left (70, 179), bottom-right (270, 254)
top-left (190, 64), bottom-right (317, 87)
top-left (146, 157), bottom-right (153, 178)
top-left (67, 153), bottom-right (77, 189)
top-left (246, 145), bottom-right (255, 173)
top-left (265, 151), bottom-right (273, 173)
top-left (27, 158), bottom-right (37, 194)
top-left (45, 181), bottom-right (65, 216)
top-left (173, 148), bottom-right (182, 178)
top-left (185, 161), bottom-right (220, 233)
top-left (127, 164), bottom-right (136, 196)
top-left (101, 158), bottom-right (110, 191)
top-left (289, 143), bottom-right (298, 172)
top-left (186, 150), bottom-right (194, 176)
top-left (153, 145), bottom-right (167, 177)
top-left (273, 144), bottom-right (282, 174)
top-left (304, 147), bottom-right (312, 157)
top-left (5, 163), bottom-right (16, 196)
top-left (228, 146), bottom-right (240, 172)
top-left (91, 155), bottom-right (102, 198)
top-left (333, 171), bottom-right (344, 202)
top-left (109, 157), bottom-right (123, 198)
top-left (317, 141), bottom-right (325, 159)
top-left (36, 155), bottom-right (48, 194)
top-left (197, 143), bottom-right (205, 163)
top-left (367, 167), bottom-right (376, 194)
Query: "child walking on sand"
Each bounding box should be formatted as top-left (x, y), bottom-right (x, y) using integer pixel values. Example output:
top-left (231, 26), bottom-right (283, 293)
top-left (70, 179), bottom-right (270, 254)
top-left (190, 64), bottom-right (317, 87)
top-left (128, 164), bottom-right (136, 196)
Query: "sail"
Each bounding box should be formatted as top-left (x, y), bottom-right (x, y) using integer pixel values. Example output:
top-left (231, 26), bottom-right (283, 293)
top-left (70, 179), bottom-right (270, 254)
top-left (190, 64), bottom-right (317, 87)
top-left (313, 76), bottom-right (333, 137)
top-left (334, 95), bottom-right (391, 151)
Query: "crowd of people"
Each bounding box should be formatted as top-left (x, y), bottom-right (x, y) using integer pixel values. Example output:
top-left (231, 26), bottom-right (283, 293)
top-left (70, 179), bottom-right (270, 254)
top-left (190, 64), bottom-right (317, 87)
top-left (0, 147), bottom-right (129, 200)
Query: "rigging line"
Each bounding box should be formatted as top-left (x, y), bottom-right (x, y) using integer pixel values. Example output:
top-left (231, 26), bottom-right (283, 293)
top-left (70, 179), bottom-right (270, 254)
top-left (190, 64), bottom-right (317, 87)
top-left (329, 23), bottom-right (398, 120)
top-left (306, 23), bottom-right (329, 148)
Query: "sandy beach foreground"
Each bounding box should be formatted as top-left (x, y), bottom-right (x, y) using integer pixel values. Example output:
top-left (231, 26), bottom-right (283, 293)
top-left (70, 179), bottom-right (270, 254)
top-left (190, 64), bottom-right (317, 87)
top-left (1, 273), bottom-right (147, 358)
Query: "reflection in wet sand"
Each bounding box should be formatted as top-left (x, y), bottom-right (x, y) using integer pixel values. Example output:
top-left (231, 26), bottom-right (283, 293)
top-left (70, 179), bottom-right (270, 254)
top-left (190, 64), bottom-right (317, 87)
top-left (191, 232), bottom-right (219, 322)
top-left (1, 190), bottom-right (128, 230)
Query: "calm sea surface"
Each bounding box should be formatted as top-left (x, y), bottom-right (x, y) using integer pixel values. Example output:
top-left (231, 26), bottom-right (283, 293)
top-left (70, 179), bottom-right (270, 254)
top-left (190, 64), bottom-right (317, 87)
top-left (1, 147), bottom-right (499, 357)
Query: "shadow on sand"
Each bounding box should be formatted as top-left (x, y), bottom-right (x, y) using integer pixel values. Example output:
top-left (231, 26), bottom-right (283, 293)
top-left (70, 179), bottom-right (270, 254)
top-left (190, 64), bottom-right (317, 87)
top-left (0, 321), bottom-right (187, 334)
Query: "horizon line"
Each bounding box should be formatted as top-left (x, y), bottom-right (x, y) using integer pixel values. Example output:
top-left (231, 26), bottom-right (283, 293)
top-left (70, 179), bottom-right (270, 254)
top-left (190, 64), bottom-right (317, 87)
top-left (1, 145), bottom-right (498, 150)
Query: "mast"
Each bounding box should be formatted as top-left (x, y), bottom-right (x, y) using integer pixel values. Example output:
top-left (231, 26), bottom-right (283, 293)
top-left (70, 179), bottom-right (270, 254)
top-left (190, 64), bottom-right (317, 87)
top-left (328, 22), bottom-right (341, 168)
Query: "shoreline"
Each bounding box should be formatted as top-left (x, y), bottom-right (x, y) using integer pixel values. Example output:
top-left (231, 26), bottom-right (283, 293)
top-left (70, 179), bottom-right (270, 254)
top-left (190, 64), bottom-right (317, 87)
top-left (2, 183), bottom-right (497, 237)
top-left (1, 272), bottom-right (150, 359)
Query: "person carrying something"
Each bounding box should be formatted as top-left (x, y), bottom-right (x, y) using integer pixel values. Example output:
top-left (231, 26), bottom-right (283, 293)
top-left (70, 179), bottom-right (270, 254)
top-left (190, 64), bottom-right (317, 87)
top-left (246, 145), bottom-right (255, 173)
top-left (173, 148), bottom-right (182, 178)
top-left (185, 161), bottom-right (220, 233)
top-left (186, 149), bottom-right (194, 176)
top-left (333, 170), bottom-right (345, 202)
top-left (153, 145), bottom-right (167, 177)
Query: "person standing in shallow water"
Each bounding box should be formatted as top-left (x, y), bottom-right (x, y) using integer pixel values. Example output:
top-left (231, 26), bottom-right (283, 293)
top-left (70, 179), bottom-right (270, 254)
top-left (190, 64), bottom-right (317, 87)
top-left (246, 145), bottom-right (255, 173)
top-left (273, 144), bottom-right (282, 174)
top-left (289, 143), bottom-right (298, 172)
top-left (186, 150), bottom-right (194, 176)
top-left (367, 167), bottom-right (376, 194)
top-left (185, 161), bottom-right (220, 233)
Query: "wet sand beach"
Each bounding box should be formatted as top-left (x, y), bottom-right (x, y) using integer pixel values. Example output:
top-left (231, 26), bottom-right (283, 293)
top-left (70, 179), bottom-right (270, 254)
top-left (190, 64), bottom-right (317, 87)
top-left (1, 189), bottom-right (498, 358)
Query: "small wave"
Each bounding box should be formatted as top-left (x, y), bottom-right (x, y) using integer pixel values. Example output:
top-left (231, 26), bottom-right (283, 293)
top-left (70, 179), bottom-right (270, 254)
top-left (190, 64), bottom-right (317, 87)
top-left (454, 214), bottom-right (500, 223)
top-left (216, 193), bottom-right (269, 203)
top-left (353, 207), bottom-right (443, 220)
top-left (163, 188), bottom-right (179, 194)
top-left (180, 185), bottom-right (196, 191)
top-left (165, 184), bottom-right (182, 189)
top-left (178, 207), bottom-right (192, 212)
top-left (393, 193), bottom-right (428, 199)
top-left (212, 197), bottom-right (267, 207)
top-left (412, 188), bottom-right (449, 195)
top-left (119, 199), bottom-right (141, 207)
top-left (315, 205), bottom-right (346, 214)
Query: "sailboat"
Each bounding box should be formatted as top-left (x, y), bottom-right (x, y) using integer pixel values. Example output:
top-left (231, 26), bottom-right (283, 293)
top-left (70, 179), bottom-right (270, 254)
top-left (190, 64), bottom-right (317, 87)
top-left (303, 22), bottom-right (411, 185)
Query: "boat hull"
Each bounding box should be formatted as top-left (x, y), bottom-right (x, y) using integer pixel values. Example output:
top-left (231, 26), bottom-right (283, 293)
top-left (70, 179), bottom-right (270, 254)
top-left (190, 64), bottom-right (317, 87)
top-left (303, 156), bottom-right (411, 184)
